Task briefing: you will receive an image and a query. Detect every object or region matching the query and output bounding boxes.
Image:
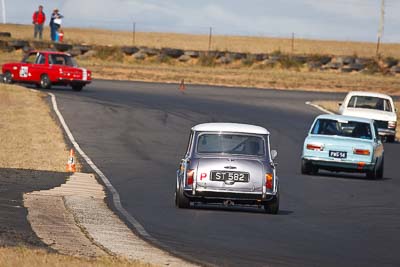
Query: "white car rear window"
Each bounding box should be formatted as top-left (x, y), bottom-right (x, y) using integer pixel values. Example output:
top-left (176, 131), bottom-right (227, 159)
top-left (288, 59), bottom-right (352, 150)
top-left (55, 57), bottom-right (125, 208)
top-left (348, 96), bottom-right (393, 112)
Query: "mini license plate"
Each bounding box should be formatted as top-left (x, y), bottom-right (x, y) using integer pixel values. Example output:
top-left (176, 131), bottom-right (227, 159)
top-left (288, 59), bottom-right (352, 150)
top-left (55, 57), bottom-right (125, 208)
top-left (329, 150), bottom-right (347, 159)
top-left (210, 171), bottom-right (249, 183)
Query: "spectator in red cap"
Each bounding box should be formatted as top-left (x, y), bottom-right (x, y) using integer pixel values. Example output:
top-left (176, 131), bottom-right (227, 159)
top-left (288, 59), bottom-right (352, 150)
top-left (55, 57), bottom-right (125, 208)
top-left (32, 5), bottom-right (46, 39)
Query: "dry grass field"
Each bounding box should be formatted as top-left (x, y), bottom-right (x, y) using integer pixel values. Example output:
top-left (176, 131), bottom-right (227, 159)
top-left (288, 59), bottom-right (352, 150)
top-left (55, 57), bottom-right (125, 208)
top-left (0, 84), bottom-right (69, 172)
top-left (81, 58), bottom-right (400, 94)
top-left (0, 84), bottom-right (150, 266)
top-left (0, 247), bottom-right (151, 267)
top-left (1, 23), bottom-right (400, 58)
top-left (0, 23), bottom-right (399, 93)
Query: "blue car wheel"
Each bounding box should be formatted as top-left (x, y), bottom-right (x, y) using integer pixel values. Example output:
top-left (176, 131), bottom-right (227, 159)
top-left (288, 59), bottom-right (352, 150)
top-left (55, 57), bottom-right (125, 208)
top-left (301, 159), bottom-right (318, 175)
top-left (367, 156), bottom-right (384, 179)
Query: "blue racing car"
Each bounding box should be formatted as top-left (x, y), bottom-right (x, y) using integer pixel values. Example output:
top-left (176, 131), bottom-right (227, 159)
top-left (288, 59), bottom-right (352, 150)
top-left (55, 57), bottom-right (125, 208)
top-left (301, 114), bottom-right (384, 179)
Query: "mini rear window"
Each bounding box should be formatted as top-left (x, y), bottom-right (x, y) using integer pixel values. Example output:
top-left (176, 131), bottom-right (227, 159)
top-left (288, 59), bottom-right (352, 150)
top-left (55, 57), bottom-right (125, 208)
top-left (311, 119), bottom-right (372, 140)
top-left (197, 134), bottom-right (265, 156)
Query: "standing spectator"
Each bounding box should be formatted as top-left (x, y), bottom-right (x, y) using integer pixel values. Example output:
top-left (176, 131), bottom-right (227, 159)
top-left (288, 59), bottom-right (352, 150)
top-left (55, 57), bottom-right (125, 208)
top-left (32, 5), bottom-right (46, 39)
top-left (49, 9), bottom-right (57, 41)
top-left (49, 8), bottom-right (63, 41)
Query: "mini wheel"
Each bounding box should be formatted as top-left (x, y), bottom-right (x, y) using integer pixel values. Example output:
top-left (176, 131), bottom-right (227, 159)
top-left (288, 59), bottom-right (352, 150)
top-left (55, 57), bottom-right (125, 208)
top-left (264, 191), bottom-right (279, 214)
top-left (175, 182), bottom-right (190, 209)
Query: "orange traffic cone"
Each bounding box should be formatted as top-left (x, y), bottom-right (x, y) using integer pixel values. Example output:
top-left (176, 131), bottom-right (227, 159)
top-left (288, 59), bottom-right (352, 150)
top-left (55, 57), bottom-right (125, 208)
top-left (179, 79), bottom-right (186, 92)
top-left (66, 148), bottom-right (76, 172)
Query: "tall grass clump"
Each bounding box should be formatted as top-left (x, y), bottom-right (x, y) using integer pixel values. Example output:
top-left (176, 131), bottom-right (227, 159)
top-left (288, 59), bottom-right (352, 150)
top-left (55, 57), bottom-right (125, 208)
top-left (94, 46), bottom-right (124, 62)
top-left (198, 53), bottom-right (216, 67)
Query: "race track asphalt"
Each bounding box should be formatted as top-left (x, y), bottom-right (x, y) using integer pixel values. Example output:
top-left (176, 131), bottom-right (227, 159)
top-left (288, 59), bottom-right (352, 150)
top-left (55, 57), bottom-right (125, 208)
top-left (48, 80), bottom-right (400, 267)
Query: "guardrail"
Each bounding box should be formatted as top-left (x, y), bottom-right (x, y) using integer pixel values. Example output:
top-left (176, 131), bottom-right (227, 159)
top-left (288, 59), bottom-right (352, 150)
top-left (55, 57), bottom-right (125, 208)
top-left (1, 31), bottom-right (399, 75)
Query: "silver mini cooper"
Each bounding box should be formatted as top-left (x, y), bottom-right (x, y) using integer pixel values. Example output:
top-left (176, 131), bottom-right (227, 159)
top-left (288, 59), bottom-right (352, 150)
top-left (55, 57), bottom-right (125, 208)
top-left (175, 123), bottom-right (279, 214)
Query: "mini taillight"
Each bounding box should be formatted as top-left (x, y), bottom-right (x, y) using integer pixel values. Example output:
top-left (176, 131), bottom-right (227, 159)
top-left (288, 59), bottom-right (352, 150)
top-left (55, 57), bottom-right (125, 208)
top-left (306, 144), bottom-right (324, 151)
top-left (388, 121), bottom-right (397, 129)
top-left (187, 169), bottom-right (194, 185)
top-left (353, 149), bottom-right (370, 155)
top-left (266, 173), bottom-right (273, 189)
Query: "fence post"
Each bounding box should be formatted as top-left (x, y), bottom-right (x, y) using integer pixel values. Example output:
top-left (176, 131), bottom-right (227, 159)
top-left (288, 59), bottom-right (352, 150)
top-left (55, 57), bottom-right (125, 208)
top-left (208, 27), bottom-right (212, 52)
top-left (132, 21), bottom-right (136, 46)
top-left (376, 0), bottom-right (385, 58)
top-left (291, 32), bottom-right (295, 55)
top-left (1, 0), bottom-right (6, 24)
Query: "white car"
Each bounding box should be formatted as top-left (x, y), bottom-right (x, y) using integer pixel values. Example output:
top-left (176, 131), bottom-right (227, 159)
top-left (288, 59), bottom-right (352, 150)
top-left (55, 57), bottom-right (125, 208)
top-left (339, 91), bottom-right (397, 142)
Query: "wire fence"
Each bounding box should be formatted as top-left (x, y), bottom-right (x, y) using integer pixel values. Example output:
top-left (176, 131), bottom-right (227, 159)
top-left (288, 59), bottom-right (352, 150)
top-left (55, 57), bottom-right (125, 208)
top-left (4, 16), bottom-right (400, 58)
top-left (2, 0), bottom-right (400, 42)
top-left (3, 18), bottom-right (390, 45)
top-left (3, 0), bottom-right (400, 44)
top-left (4, 12), bottom-right (397, 44)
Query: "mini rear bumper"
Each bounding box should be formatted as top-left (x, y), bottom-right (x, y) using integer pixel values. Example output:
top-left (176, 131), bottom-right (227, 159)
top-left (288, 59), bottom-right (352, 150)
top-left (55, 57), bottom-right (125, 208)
top-left (303, 156), bottom-right (375, 172)
top-left (184, 189), bottom-right (276, 204)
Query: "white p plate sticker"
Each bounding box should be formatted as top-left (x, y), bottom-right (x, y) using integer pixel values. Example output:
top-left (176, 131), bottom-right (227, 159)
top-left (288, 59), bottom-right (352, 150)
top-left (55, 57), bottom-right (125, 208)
top-left (19, 66), bottom-right (29, 78)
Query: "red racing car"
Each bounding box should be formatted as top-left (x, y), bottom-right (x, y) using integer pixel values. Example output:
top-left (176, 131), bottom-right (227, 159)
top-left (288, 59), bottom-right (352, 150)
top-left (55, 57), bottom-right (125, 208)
top-left (2, 50), bottom-right (91, 91)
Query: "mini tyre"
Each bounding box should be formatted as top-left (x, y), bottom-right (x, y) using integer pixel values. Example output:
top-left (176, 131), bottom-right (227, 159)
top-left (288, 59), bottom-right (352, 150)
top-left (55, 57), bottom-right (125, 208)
top-left (264, 191), bottom-right (279, 214)
top-left (175, 181), bottom-right (190, 209)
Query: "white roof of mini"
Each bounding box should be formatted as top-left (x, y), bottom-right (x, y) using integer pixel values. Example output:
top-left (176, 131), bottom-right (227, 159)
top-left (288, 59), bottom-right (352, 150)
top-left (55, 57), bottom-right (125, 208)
top-left (317, 114), bottom-right (373, 124)
top-left (192, 123), bottom-right (270, 135)
top-left (346, 91), bottom-right (393, 100)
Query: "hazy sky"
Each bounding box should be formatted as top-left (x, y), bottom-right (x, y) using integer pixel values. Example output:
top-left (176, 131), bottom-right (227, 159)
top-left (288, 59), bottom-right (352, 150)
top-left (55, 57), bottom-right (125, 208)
top-left (3, 0), bottom-right (400, 42)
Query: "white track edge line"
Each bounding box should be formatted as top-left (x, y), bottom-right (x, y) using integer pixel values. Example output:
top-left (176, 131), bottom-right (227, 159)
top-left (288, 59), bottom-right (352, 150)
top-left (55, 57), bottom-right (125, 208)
top-left (49, 92), bottom-right (156, 242)
top-left (305, 101), bottom-right (335, 114)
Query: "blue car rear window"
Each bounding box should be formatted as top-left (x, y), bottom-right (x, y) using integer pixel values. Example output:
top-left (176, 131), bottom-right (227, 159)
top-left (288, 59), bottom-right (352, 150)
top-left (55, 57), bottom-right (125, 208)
top-left (311, 119), bottom-right (372, 140)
